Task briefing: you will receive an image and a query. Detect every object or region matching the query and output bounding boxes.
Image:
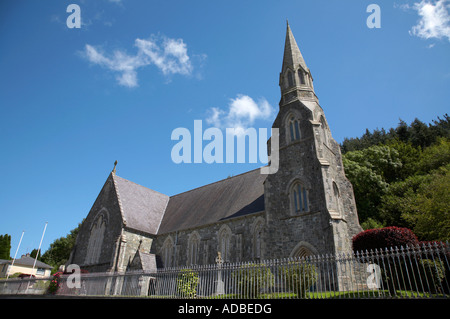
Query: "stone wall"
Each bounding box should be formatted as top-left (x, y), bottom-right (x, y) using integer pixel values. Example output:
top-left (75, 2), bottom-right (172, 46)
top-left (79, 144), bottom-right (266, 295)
top-left (119, 228), bottom-right (155, 271)
top-left (68, 175), bottom-right (124, 273)
top-left (152, 212), bottom-right (266, 267)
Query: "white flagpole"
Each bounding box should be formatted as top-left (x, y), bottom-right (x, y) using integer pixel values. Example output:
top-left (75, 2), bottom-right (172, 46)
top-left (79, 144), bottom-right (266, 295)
top-left (6, 230), bottom-right (24, 280)
top-left (31, 222), bottom-right (48, 273)
top-left (26, 222), bottom-right (48, 293)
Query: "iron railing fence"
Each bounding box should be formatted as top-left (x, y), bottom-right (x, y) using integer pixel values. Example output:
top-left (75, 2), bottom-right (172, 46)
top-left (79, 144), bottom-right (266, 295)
top-left (1, 242), bottom-right (449, 299)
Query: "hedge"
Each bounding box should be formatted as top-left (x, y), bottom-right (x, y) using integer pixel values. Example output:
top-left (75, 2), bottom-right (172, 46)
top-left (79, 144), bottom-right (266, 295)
top-left (352, 226), bottom-right (419, 253)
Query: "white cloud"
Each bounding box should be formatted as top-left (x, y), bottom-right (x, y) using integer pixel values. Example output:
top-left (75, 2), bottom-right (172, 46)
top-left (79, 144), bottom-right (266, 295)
top-left (206, 95), bottom-right (274, 135)
top-left (409, 0), bottom-right (450, 41)
top-left (135, 37), bottom-right (192, 76)
top-left (82, 35), bottom-right (194, 87)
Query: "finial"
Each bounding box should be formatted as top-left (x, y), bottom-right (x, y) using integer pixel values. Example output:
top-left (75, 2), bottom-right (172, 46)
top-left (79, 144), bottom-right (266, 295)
top-left (112, 160), bottom-right (118, 174)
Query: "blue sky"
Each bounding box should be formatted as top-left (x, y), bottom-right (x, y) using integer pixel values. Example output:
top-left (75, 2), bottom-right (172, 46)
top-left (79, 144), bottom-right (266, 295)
top-left (0, 0), bottom-right (449, 259)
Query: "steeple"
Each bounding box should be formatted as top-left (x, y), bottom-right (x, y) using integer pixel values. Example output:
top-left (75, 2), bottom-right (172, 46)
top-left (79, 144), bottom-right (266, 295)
top-left (282, 21), bottom-right (308, 74)
top-left (279, 21), bottom-right (317, 105)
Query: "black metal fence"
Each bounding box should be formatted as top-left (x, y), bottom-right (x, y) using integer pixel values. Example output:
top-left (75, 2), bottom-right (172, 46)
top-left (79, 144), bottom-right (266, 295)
top-left (1, 242), bottom-right (449, 298)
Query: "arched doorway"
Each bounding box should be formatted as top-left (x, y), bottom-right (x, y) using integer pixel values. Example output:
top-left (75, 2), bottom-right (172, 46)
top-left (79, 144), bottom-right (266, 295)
top-left (290, 241), bottom-right (319, 258)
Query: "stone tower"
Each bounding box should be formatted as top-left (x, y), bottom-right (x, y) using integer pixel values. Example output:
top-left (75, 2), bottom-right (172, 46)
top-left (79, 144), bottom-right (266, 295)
top-left (263, 22), bottom-right (362, 259)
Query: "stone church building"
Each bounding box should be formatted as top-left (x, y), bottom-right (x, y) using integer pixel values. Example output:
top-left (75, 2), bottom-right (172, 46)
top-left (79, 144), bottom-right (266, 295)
top-left (68, 23), bottom-right (362, 274)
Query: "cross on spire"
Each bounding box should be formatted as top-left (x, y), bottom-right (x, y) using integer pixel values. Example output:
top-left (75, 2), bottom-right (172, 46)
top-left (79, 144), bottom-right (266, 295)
top-left (112, 160), bottom-right (118, 174)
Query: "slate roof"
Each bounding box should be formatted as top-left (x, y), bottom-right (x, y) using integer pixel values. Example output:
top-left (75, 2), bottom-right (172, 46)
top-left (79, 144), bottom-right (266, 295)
top-left (112, 168), bottom-right (267, 235)
top-left (137, 251), bottom-right (157, 272)
top-left (1, 255), bottom-right (52, 269)
top-left (158, 168), bottom-right (267, 234)
top-left (113, 175), bottom-right (169, 234)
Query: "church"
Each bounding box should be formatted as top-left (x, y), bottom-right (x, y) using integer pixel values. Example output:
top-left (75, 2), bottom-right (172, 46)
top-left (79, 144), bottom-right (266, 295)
top-left (67, 23), bottom-right (362, 274)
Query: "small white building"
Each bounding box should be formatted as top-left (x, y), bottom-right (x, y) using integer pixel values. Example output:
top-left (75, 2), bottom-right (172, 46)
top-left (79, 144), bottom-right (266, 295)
top-left (0, 254), bottom-right (52, 278)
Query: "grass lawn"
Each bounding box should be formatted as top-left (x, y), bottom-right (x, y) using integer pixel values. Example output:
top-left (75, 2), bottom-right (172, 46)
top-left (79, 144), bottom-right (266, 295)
top-left (205, 290), bottom-right (448, 299)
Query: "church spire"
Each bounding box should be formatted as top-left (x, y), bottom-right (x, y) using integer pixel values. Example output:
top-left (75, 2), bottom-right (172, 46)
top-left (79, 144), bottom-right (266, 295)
top-left (279, 21), bottom-right (316, 105)
top-left (282, 20), bottom-right (309, 74)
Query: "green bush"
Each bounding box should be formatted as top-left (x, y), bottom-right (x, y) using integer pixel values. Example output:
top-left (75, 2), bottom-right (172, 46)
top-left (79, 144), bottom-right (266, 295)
top-left (233, 263), bottom-right (274, 298)
top-left (176, 269), bottom-right (199, 298)
top-left (281, 261), bottom-right (318, 298)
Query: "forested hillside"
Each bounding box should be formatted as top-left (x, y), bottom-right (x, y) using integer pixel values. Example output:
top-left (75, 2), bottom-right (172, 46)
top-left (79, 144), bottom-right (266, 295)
top-left (341, 114), bottom-right (449, 241)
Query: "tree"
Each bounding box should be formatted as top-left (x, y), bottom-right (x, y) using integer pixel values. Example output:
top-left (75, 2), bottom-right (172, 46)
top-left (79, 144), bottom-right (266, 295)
top-left (30, 249), bottom-right (41, 260)
top-left (343, 145), bottom-right (403, 183)
top-left (396, 119), bottom-right (410, 143)
top-left (430, 113), bottom-right (450, 140)
top-left (343, 156), bottom-right (388, 223)
top-left (416, 137), bottom-right (450, 175)
top-left (341, 114), bottom-right (450, 154)
top-left (401, 164), bottom-right (450, 241)
top-left (409, 118), bottom-right (434, 148)
top-left (0, 234), bottom-right (11, 260)
top-left (379, 174), bottom-right (428, 228)
top-left (360, 217), bottom-right (384, 230)
top-left (341, 136), bottom-right (363, 153)
top-left (343, 145), bottom-right (402, 223)
top-left (41, 222), bottom-right (82, 272)
top-left (341, 114), bottom-right (449, 241)
top-left (386, 139), bottom-right (422, 179)
top-left (380, 164), bottom-right (450, 241)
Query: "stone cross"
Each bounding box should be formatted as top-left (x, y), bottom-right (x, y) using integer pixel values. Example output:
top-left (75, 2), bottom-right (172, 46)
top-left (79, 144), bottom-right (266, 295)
top-left (215, 252), bottom-right (224, 295)
top-left (215, 251), bottom-right (223, 267)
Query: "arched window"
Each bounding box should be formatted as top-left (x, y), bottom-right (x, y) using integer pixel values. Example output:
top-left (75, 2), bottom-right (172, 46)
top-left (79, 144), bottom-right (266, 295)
top-left (161, 237), bottom-right (174, 268)
top-left (218, 226), bottom-right (232, 262)
top-left (298, 69), bottom-right (306, 85)
top-left (291, 182), bottom-right (309, 214)
top-left (320, 116), bottom-right (329, 145)
top-left (288, 116), bottom-right (301, 142)
top-left (287, 70), bottom-right (294, 87)
top-left (85, 214), bottom-right (106, 264)
top-left (251, 218), bottom-right (265, 260)
top-left (187, 232), bottom-right (200, 265)
top-left (332, 182), bottom-right (342, 217)
top-left (333, 182), bottom-right (340, 199)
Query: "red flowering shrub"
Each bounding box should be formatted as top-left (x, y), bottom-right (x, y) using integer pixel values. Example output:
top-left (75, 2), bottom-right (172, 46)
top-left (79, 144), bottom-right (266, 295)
top-left (46, 272), bottom-right (63, 295)
top-left (352, 226), bottom-right (419, 253)
top-left (46, 268), bottom-right (89, 295)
